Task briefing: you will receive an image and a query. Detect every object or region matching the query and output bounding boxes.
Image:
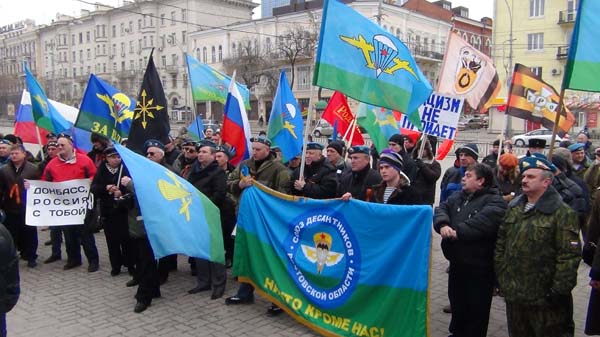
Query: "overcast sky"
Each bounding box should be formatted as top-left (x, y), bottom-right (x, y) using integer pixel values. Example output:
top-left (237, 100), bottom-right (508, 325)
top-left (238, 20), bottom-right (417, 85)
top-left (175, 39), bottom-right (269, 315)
top-left (0, 0), bottom-right (494, 27)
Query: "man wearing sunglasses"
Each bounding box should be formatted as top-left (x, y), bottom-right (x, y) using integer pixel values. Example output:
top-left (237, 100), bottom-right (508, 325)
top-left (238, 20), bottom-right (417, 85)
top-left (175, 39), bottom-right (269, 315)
top-left (173, 139), bottom-right (197, 180)
top-left (41, 134), bottom-right (100, 272)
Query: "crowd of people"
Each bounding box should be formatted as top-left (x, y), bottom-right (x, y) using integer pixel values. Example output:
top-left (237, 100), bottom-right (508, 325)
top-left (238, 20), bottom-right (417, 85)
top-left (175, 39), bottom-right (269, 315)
top-left (0, 127), bottom-right (598, 336)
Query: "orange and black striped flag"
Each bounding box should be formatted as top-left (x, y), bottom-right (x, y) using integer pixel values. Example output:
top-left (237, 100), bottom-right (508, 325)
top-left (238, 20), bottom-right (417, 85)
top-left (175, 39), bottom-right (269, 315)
top-left (506, 64), bottom-right (575, 133)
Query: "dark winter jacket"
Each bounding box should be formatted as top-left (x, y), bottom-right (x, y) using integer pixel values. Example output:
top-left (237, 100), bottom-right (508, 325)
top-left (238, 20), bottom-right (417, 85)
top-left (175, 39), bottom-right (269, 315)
top-left (440, 165), bottom-right (465, 202)
top-left (164, 147), bottom-right (181, 167)
top-left (188, 160), bottom-right (227, 208)
top-left (336, 165), bottom-right (382, 201)
top-left (434, 186), bottom-right (506, 267)
top-left (412, 158), bottom-right (441, 206)
top-left (372, 177), bottom-right (422, 205)
top-left (172, 153), bottom-right (196, 180)
top-left (291, 157), bottom-right (338, 199)
top-left (0, 223), bottom-right (19, 313)
top-left (90, 162), bottom-right (130, 216)
top-left (0, 161), bottom-right (41, 213)
top-left (553, 172), bottom-right (587, 219)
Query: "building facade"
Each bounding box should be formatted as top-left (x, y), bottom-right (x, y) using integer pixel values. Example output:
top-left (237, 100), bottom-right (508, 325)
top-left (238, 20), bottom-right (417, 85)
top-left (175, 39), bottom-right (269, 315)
top-left (190, 0), bottom-right (452, 121)
top-left (493, 0), bottom-right (582, 133)
top-left (1, 0), bottom-right (256, 122)
top-left (0, 20), bottom-right (40, 118)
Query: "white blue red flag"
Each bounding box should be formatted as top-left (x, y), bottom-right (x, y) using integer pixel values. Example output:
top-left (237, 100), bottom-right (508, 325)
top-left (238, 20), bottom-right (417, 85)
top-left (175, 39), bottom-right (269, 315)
top-left (222, 75), bottom-right (252, 166)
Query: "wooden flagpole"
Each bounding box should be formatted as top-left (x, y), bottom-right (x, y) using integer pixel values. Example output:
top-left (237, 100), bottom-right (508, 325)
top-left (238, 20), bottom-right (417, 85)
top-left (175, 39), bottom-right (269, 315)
top-left (35, 126), bottom-right (45, 161)
top-left (548, 88), bottom-right (567, 160)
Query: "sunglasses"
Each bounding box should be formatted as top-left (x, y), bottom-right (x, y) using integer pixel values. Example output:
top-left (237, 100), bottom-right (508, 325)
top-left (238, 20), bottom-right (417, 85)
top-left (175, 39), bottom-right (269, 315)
top-left (183, 147), bottom-right (196, 153)
top-left (595, 153), bottom-right (600, 157)
top-left (146, 152), bottom-right (156, 157)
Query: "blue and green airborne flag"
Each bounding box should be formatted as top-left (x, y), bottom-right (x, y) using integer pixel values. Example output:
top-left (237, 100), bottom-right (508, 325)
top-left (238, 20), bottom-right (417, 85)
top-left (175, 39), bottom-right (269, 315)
top-left (24, 65), bottom-right (72, 134)
top-left (75, 74), bottom-right (135, 144)
top-left (186, 115), bottom-right (206, 141)
top-left (235, 184), bottom-right (432, 337)
top-left (357, 103), bottom-right (402, 153)
top-left (114, 143), bottom-right (224, 263)
top-left (562, 0), bottom-right (600, 92)
top-left (185, 54), bottom-right (251, 109)
top-left (267, 71), bottom-right (304, 162)
top-left (314, 0), bottom-right (431, 129)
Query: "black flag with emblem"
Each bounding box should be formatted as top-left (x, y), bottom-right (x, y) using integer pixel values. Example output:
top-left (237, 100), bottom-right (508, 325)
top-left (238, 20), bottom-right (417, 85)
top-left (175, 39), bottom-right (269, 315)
top-left (128, 49), bottom-right (170, 154)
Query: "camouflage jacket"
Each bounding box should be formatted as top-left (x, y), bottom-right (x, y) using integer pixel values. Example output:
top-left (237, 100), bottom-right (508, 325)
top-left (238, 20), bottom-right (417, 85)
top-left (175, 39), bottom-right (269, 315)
top-left (228, 153), bottom-right (291, 199)
top-left (495, 186), bottom-right (581, 304)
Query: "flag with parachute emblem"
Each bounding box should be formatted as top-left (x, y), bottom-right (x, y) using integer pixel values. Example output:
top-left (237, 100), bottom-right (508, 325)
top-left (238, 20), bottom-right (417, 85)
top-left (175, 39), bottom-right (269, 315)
top-left (76, 74), bottom-right (136, 144)
top-left (506, 64), bottom-right (575, 134)
top-left (234, 183), bottom-right (431, 337)
top-left (438, 31), bottom-right (501, 111)
top-left (313, 0), bottom-right (431, 125)
top-left (186, 115), bottom-right (206, 141)
top-left (356, 103), bottom-right (402, 152)
top-left (128, 52), bottom-right (170, 154)
top-left (267, 71), bottom-right (304, 162)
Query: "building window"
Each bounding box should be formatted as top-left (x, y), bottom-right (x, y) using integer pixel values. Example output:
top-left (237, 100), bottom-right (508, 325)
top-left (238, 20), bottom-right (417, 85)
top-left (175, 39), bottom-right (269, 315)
top-left (202, 47), bottom-right (207, 63)
top-left (182, 31), bottom-right (186, 44)
top-left (171, 11), bottom-right (176, 25)
top-left (120, 23), bottom-right (124, 35)
top-left (218, 45), bottom-right (222, 61)
top-left (161, 55), bottom-right (167, 67)
top-left (86, 31), bottom-right (90, 42)
top-left (161, 14), bottom-right (165, 26)
top-left (181, 9), bottom-right (186, 21)
top-left (530, 66), bottom-right (543, 77)
top-left (138, 19), bottom-right (142, 30)
top-left (87, 49), bottom-right (91, 60)
top-left (211, 46), bottom-right (216, 63)
top-left (527, 33), bottom-right (544, 50)
top-left (529, 0), bottom-right (545, 17)
top-left (172, 74), bottom-right (177, 88)
top-left (171, 53), bottom-right (177, 66)
top-left (112, 25), bottom-right (116, 37)
top-left (297, 66), bottom-right (311, 90)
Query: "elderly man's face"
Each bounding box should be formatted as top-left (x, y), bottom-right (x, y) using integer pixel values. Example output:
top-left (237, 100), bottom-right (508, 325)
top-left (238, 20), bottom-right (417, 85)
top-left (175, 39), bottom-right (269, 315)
top-left (146, 146), bottom-right (164, 163)
top-left (577, 133), bottom-right (589, 144)
top-left (350, 153), bottom-right (370, 171)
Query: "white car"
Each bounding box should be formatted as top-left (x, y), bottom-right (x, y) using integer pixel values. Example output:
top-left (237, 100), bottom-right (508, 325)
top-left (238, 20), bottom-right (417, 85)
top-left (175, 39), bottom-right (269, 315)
top-left (511, 129), bottom-right (563, 147)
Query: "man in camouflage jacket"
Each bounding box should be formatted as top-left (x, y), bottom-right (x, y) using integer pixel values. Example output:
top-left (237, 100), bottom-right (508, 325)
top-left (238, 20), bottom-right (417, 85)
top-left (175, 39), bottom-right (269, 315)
top-left (495, 156), bottom-right (581, 337)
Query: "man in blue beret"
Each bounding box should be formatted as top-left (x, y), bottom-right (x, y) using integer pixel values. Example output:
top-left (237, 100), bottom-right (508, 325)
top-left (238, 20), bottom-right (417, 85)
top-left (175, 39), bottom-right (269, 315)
top-left (291, 142), bottom-right (337, 199)
top-left (337, 145), bottom-right (381, 201)
top-left (495, 155), bottom-right (581, 337)
top-left (568, 142), bottom-right (590, 179)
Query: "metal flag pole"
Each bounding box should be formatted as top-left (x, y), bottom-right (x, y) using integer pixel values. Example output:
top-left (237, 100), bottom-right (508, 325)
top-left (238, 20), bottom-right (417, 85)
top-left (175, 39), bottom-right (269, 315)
top-left (299, 78), bottom-right (316, 181)
top-left (417, 132), bottom-right (427, 159)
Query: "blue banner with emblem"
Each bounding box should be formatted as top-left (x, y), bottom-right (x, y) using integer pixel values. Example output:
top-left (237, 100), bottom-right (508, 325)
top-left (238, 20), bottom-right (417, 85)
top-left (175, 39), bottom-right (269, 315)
top-left (75, 74), bottom-right (135, 144)
top-left (234, 183), bottom-right (432, 337)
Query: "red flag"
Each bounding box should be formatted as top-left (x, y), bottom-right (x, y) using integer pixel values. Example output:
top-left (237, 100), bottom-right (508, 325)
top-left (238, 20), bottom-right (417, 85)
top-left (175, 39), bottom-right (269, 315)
top-left (436, 139), bottom-right (455, 161)
top-left (321, 92), bottom-right (365, 145)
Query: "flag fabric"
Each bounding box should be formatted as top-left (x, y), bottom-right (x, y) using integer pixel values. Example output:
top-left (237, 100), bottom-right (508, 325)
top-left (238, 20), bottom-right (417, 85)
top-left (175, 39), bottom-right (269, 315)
top-left (113, 143), bottom-right (224, 262)
top-left (15, 90), bottom-right (93, 152)
top-left (562, 0), bottom-right (600, 92)
top-left (76, 74), bottom-right (135, 144)
top-left (185, 54), bottom-right (250, 109)
top-left (128, 54), bottom-right (170, 154)
top-left (321, 92), bottom-right (365, 146)
top-left (24, 65), bottom-right (71, 134)
top-left (438, 32), bottom-right (501, 111)
top-left (15, 90), bottom-right (49, 144)
top-left (435, 139), bottom-right (455, 161)
top-left (266, 71), bottom-right (304, 161)
top-left (186, 115), bottom-right (206, 141)
top-left (222, 74), bottom-right (252, 166)
top-left (235, 183), bottom-right (431, 337)
top-left (356, 103), bottom-right (402, 152)
top-left (506, 64), bottom-right (575, 133)
top-left (314, 0), bottom-right (431, 128)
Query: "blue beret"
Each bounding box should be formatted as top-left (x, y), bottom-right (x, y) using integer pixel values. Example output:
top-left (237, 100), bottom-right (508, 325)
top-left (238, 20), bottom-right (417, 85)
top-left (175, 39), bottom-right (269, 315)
top-left (306, 142), bottom-right (324, 151)
top-left (144, 139), bottom-right (164, 151)
top-left (196, 139), bottom-right (217, 149)
top-left (250, 136), bottom-right (272, 147)
top-left (519, 155), bottom-right (556, 173)
top-left (568, 143), bottom-right (585, 152)
top-left (348, 145), bottom-right (370, 155)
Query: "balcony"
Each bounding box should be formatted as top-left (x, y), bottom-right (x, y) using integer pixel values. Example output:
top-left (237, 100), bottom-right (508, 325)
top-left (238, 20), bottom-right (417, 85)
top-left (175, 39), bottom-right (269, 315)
top-left (558, 10), bottom-right (576, 24)
top-left (116, 70), bottom-right (136, 79)
top-left (557, 45), bottom-right (569, 60)
top-left (165, 64), bottom-right (179, 74)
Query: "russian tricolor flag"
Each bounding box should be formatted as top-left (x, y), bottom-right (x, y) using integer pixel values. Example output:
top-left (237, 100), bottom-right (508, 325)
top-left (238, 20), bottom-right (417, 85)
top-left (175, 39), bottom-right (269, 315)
top-left (14, 90), bottom-right (93, 152)
top-left (222, 75), bottom-right (252, 166)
